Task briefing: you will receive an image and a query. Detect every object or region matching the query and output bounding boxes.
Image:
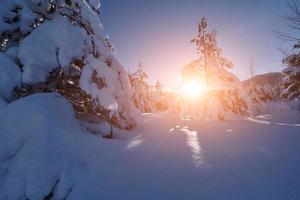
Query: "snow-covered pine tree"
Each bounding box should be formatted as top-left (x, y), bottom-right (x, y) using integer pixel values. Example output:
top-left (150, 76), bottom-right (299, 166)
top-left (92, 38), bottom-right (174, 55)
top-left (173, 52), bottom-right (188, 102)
top-left (173, 17), bottom-right (255, 120)
top-left (190, 17), bottom-right (234, 72)
top-left (277, 0), bottom-right (300, 107)
top-left (154, 80), bottom-right (163, 92)
top-left (281, 46), bottom-right (300, 101)
top-left (151, 80), bottom-right (171, 111)
top-left (0, 0), bottom-right (140, 129)
top-left (129, 62), bottom-right (155, 113)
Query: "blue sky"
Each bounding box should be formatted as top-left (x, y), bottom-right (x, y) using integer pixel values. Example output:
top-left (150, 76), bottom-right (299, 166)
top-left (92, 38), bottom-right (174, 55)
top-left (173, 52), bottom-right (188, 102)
top-left (101, 0), bottom-right (290, 87)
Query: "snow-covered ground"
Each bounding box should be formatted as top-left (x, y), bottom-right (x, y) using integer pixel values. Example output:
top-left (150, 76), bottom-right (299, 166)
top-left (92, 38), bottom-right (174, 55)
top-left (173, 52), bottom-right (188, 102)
top-left (0, 95), bottom-right (299, 199)
top-left (98, 108), bottom-right (300, 200)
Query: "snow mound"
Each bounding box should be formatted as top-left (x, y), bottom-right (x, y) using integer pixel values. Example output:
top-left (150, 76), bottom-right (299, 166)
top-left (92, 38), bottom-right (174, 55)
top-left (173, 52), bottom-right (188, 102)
top-left (0, 93), bottom-right (98, 200)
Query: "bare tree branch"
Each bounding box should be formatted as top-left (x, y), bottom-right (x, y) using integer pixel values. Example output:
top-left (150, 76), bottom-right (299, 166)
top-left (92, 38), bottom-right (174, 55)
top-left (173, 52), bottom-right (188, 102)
top-left (275, 0), bottom-right (300, 43)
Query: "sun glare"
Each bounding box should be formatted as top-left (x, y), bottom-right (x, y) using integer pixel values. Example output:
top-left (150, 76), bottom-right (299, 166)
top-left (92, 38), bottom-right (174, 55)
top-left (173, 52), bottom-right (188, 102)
top-left (180, 79), bottom-right (206, 99)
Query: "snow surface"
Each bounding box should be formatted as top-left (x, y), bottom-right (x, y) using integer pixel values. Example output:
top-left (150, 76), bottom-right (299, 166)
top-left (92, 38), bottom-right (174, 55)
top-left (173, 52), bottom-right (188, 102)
top-left (0, 96), bottom-right (299, 200)
top-left (0, 53), bottom-right (21, 101)
top-left (0, 97), bottom-right (7, 110)
top-left (0, 93), bottom-right (89, 199)
top-left (0, 93), bottom-right (136, 199)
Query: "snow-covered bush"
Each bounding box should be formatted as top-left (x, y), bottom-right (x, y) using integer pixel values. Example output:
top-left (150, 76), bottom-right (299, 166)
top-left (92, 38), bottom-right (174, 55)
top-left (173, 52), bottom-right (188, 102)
top-left (0, 0), bottom-right (140, 129)
top-left (129, 63), bottom-right (156, 113)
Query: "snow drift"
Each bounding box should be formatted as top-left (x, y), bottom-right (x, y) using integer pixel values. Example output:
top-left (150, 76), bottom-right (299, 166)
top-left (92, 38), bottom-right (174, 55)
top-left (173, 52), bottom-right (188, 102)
top-left (0, 93), bottom-right (100, 199)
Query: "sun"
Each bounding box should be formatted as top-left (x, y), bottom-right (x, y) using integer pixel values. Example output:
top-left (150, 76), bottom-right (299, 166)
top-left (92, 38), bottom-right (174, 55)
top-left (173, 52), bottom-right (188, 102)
top-left (180, 79), bottom-right (207, 99)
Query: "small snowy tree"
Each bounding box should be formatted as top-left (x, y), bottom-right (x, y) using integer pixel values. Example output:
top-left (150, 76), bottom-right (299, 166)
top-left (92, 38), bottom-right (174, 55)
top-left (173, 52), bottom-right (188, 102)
top-left (129, 62), bottom-right (155, 113)
top-left (0, 0), bottom-right (140, 129)
top-left (190, 17), bottom-right (234, 73)
top-left (151, 80), bottom-right (172, 111)
top-left (249, 60), bottom-right (255, 79)
top-left (173, 18), bottom-right (255, 120)
top-left (154, 80), bottom-right (163, 92)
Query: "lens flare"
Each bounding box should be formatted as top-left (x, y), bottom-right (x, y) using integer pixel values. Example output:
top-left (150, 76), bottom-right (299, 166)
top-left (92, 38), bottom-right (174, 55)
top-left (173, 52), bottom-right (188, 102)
top-left (180, 79), bottom-right (206, 98)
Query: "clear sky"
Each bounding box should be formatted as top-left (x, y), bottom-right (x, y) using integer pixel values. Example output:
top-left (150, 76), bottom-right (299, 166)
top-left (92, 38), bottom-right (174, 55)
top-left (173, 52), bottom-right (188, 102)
top-left (101, 0), bottom-right (290, 88)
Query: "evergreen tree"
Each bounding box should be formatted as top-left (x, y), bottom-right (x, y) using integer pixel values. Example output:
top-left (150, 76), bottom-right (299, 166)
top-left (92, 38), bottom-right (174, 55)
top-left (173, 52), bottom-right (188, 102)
top-left (0, 0), bottom-right (140, 129)
top-left (281, 53), bottom-right (300, 100)
top-left (250, 60), bottom-right (255, 79)
top-left (173, 17), bottom-right (254, 120)
top-left (277, 0), bottom-right (300, 104)
top-left (154, 80), bottom-right (163, 92)
top-left (129, 62), bottom-right (155, 112)
top-left (151, 80), bottom-right (172, 111)
top-left (190, 17), bottom-right (233, 73)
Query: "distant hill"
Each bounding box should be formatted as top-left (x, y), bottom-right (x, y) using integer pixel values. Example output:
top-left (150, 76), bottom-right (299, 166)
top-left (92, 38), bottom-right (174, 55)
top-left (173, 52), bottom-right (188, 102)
top-left (243, 72), bottom-right (283, 101)
top-left (243, 72), bottom-right (283, 88)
